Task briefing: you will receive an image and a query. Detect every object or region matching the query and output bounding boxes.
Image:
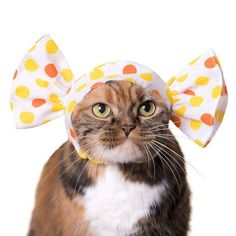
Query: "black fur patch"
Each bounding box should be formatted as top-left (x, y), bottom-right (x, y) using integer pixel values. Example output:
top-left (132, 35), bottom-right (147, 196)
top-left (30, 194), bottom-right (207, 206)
top-left (59, 144), bottom-right (93, 199)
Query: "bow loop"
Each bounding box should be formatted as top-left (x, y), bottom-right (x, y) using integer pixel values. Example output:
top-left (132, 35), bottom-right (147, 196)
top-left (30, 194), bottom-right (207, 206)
top-left (168, 50), bottom-right (227, 147)
top-left (10, 35), bottom-right (74, 128)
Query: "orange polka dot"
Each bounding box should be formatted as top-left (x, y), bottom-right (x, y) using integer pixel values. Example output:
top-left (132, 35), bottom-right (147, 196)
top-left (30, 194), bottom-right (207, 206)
top-left (201, 113), bottom-right (214, 126)
top-left (70, 129), bottom-right (76, 139)
top-left (13, 70), bottom-right (17, 80)
top-left (152, 90), bottom-right (161, 97)
top-left (204, 56), bottom-right (219, 68)
top-left (123, 64), bottom-right (137, 74)
top-left (221, 85), bottom-right (228, 96)
top-left (183, 89), bottom-right (195, 96)
top-left (91, 82), bottom-right (104, 90)
top-left (171, 115), bottom-right (181, 127)
top-left (32, 98), bottom-right (46, 107)
top-left (45, 63), bottom-right (58, 78)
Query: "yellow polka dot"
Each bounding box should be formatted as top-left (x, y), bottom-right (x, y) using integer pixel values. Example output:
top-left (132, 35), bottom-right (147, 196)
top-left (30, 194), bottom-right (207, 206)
top-left (35, 79), bottom-right (49, 88)
top-left (43, 119), bottom-right (51, 124)
top-left (212, 86), bottom-right (222, 99)
top-left (140, 73), bottom-right (153, 81)
top-left (214, 110), bottom-right (225, 122)
top-left (171, 90), bottom-right (178, 96)
top-left (90, 68), bottom-right (104, 80)
top-left (15, 86), bottom-right (30, 99)
top-left (177, 73), bottom-right (188, 82)
top-left (78, 150), bottom-right (88, 159)
top-left (189, 96), bottom-right (204, 107)
top-left (123, 78), bottom-right (136, 84)
top-left (52, 103), bottom-right (64, 112)
top-left (68, 100), bottom-right (77, 113)
top-left (29, 44), bottom-right (36, 52)
top-left (45, 39), bottom-right (58, 54)
top-left (166, 88), bottom-right (173, 102)
top-left (24, 59), bottom-right (39, 71)
top-left (172, 97), bottom-right (180, 104)
top-left (88, 156), bottom-right (103, 164)
top-left (195, 76), bottom-right (209, 86)
top-left (194, 139), bottom-right (204, 148)
top-left (76, 83), bottom-right (88, 92)
top-left (105, 74), bottom-right (120, 79)
top-left (170, 90), bottom-right (179, 104)
top-left (167, 77), bottom-right (176, 87)
top-left (10, 102), bottom-right (14, 111)
top-left (190, 120), bottom-right (202, 130)
top-left (49, 93), bottom-right (60, 103)
top-left (189, 56), bottom-right (200, 65)
top-left (96, 63), bottom-right (106, 69)
top-left (174, 106), bottom-right (187, 116)
top-left (61, 69), bottom-right (73, 82)
top-left (20, 112), bottom-right (35, 124)
top-left (76, 73), bottom-right (86, 83)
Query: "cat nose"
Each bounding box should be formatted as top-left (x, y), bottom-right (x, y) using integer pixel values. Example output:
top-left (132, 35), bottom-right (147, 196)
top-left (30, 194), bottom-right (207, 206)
top-left (121, 124), bottom-right (135, 137)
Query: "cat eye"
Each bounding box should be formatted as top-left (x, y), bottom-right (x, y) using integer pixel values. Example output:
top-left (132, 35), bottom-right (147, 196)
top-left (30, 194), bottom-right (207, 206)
top-left (92, 103), bottom-right (111, 118)
top-left (138, 101), bottom-right (156, 117)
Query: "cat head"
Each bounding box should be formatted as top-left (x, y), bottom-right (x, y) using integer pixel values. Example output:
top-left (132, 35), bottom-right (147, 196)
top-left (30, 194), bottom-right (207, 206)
top-left (71, 80), bottom-right (170, 164)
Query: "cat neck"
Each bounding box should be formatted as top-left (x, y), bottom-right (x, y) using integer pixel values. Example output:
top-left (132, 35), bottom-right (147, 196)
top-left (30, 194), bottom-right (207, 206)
top-left (59, 141), bottom-right (186, 199)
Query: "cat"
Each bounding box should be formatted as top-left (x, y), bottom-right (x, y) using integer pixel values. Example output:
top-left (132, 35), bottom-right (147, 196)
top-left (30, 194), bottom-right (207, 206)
top-left (28, 80), bottom-right (190, 236)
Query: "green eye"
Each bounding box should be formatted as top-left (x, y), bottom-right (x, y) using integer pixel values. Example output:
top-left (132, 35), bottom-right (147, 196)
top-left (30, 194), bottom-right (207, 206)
top-left (138, 101), bottom-right (156, 117)
top-left (92, 103), bottom-right (111, 118)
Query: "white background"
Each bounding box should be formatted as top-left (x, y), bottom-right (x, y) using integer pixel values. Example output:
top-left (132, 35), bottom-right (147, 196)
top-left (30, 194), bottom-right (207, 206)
top-left (0, 0), bottom-right (235, 235)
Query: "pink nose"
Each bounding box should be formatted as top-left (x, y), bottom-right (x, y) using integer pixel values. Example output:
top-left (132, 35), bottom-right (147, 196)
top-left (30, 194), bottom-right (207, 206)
top-left (121, 124), bottom-right (135, 137)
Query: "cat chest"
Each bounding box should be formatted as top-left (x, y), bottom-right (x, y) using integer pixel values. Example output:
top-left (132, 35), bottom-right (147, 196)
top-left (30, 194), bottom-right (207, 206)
top-left (79, 165), bottom-right (166, 236)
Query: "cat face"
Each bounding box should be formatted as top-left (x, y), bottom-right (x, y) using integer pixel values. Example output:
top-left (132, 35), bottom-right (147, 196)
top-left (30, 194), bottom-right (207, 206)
top-left (71, 81), bottom-right (171, 164)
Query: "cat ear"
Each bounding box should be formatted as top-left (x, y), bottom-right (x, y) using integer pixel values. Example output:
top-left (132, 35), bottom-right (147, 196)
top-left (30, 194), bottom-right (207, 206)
top-left (167, 50), bottom-right (228, 147)
top-left (10, 35), bottom-right (74, 128)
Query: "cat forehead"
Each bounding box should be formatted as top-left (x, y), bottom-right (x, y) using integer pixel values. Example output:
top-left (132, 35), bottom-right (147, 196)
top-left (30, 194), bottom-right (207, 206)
top-left (79, 81), bottom-right (154, 107)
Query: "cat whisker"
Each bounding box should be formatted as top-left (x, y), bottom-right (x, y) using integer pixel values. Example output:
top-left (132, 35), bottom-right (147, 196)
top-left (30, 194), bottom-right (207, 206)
top-left (142, 135), bottom-right (177, 145)
top-left (143, 143), bottom-right (152, 169)
top-left (148, 142), bottom-right (182, 193)
top-left (60, 155), bottom-right (82, 179)
top-left (42, 149), bottom-right (76, 182)
top-left (72, 161), bottom-right (90, 198)
top-left (144, 141), bottom-right (157, 179)
top-left (151, 139), bottom-right (204, 179)
top-left (149, 140), bottom-right (186, 175)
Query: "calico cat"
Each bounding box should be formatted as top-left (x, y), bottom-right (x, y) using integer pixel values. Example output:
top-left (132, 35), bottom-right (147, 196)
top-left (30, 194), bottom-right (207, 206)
top-left (28, 80), bottom-right (190, 236)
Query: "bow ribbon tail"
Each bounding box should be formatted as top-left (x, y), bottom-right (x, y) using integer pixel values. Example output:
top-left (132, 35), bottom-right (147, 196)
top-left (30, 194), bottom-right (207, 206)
top-left (10, 34), bottom-right (75, 128)
top-left (167, 50), bottom-right (228, 147)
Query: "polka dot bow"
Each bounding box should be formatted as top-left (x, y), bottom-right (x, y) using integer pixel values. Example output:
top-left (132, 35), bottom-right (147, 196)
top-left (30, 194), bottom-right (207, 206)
top-left (10, 35), bottom-right (228, 153)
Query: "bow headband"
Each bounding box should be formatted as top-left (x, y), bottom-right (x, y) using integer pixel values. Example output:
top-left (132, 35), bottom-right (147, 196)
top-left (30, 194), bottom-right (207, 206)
top-left (10, 34), bottom-right (228, 159)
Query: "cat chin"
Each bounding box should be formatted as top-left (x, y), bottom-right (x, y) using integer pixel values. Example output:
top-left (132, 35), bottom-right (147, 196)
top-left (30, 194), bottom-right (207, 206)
top-left (91, 139), bottom-right (145, 164)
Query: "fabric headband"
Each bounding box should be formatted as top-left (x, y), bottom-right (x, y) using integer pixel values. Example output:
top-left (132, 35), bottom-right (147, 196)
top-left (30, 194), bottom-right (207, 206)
top-left (10, 34), bottom-right (228, 161)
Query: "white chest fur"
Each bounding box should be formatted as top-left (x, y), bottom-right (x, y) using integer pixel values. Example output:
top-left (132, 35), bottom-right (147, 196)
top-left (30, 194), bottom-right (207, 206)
top-left (80, 165), bottom-right (167, 236)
